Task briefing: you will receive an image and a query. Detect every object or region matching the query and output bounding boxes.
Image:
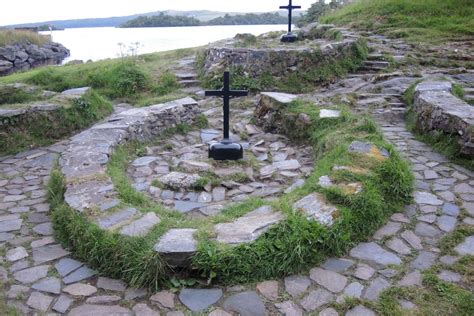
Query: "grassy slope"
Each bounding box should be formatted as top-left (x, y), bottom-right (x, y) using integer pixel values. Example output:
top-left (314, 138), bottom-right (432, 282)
top-left (0, 30), bottom-right (50, 47)
top-left (320, 0), bottom-right (474, 42)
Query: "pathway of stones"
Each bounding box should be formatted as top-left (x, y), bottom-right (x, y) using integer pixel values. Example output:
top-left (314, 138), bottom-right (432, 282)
top-left (0, 33), bottom-right (473, 315)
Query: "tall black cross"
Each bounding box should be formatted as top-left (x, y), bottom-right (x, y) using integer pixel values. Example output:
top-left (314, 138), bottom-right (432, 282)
top-left (205, 71), bottom-right (248, 140)
top-left (280, 0), bottom-right (301, 33)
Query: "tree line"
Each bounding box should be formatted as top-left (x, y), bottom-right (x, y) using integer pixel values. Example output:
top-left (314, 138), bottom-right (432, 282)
top-left (121, 12), bottom-right (291, 28)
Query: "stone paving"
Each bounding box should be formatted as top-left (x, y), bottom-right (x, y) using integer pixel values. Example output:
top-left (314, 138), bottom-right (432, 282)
top-left (0, 34), bottom-right (473, 315)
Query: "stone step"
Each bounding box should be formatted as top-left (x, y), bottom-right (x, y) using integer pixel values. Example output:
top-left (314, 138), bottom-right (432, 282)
top-left (176, 73), bottom-right (197, 80)
top-left (389, 102), bottom-right (406, 108)
top-left (179, 80), bottom-right (200, 88)
top-left (119, 212), bottom-right (161, 237)
top-left (358, 93), bottom-right (403, 100)
top-left (96, 208), bottom-right (138, 230)
top-left (214, 206), bottom-right (285, 245)
top-left (154, 228), bottom-right (197, 266)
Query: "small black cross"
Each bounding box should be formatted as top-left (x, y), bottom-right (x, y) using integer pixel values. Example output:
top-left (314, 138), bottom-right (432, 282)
top-left (280, 0), bottom-right (302, 34)
top-left (205, 71), bottom-right (248, 140)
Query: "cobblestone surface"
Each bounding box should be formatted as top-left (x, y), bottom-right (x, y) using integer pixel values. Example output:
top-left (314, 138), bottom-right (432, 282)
top-left (0, 34), bottom-right (472, 315)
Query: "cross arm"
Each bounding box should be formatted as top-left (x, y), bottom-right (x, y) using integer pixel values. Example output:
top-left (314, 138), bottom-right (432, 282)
top-left (229, 90), bottom-right (249, 98)
top-left (205, 90), bottom-right (224, 97)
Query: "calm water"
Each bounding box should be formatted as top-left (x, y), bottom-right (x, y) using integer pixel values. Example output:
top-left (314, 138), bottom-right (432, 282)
top-left (41, 25), bottom-right (288, 63)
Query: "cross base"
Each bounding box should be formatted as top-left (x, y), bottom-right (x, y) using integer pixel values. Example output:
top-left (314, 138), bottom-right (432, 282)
top-left (209, 139), bottom-right (244, 161)
top-left (280, 32), bottom-right (298, 43)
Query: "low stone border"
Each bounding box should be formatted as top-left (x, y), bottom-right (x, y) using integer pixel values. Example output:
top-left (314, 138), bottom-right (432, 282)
top-left (413, 80), bottom-right (474, 156)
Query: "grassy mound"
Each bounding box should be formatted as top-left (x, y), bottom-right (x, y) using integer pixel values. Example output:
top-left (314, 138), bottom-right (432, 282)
top-left (0, 90), bottom-right (113, 155)
top-left (48, 99), bottom-right (413, 290)
top-left (319, 0), bottom-right (474, 42)
top-left (0, 29), bottom-right (50, 47)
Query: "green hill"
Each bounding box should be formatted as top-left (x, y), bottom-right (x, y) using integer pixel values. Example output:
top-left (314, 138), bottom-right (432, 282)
top-left (318, 0), bottom-right (474, 42)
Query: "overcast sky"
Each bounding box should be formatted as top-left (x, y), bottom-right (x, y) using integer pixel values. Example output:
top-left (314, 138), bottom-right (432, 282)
top-left (1, 0), bottom-right (316, 25)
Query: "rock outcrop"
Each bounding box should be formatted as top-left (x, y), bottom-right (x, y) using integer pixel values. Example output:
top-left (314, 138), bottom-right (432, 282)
top-left (413, 81), bottom-right (474, 157)
top-left (0, 42), bottom-right (69, 76)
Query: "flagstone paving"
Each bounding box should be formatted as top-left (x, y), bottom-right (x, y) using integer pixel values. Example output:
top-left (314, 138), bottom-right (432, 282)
top-left (0, 33), bottom-right (473, 315)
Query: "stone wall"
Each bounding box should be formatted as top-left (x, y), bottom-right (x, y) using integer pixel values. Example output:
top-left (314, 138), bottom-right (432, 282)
top-left (0, 42), bottom-right (70, 76)
top-left (202, 39), bottom-right (361, 80)
top-left (60, 97), bottom-right (200, 212)
top-left (413, 81), bottom-right (474, 156)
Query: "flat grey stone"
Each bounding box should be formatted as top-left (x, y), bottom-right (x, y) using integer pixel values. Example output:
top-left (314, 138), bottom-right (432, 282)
top-left (86, 295), bottom-right (121, 304)
top-left (32, 277), bottom-right (61, 294)
top-left (442, 203), bottom-right (460, 216)
top-left (411, 251), bottom-right (437, 270)
top-left (32, 222), bottom-right (53, 235)
top-left (437, 215), bottom-right (457, 232)
top-left (132, 303), bottom-right (159, 316)
top-left (260, 92), bottom-right (298, 104)
top-left (154, 228), bottom-right (197, 266)
top-left (212, 187), bottom-right (226, 202)
top-left (300, 289), bottom-right (333, 311)
top-left (63, 283), bottom-right (97, 296)
top-left (159, 172), bottom-right (200, 189)
top-left (275, 301), bottom-right (303, 316)
top-left (33, 244), bottom-right (69, 264)
top-left (55, 258), bottom-right (83, 277)
top-left (284, 275), bottom-right (311, 298)
top-left (293, 193), bottom-right (337, 226)
top-left (6, 285), bottom-right (29, 299)
top-left (415, 222), bottom-right (442, 238)
top-left (174, 201), bottom-right (206, 213)
top-left (97, 277), bottom-right (127, 292)
top-left (273, 159), bottom-right (301, 171)
top-left (223, 291), bottom-right (267, 316)
top-left (363, 277), bottom-right (390, 301)
top-left (455, 236), bottom-right (474, 256)
top-left (346, 305), bottom-right (376, 316)
top-left (97, 208), bottom-right (137, 229)
top-left (6, 246), bottom-right (28, 262)
top-left (180, 160), bottom-right (212, 172)
top-left (414, 191), bottom-right (443, 205)
top-left (350, 242), bottom-right (401, 266)
top-left (132, 156), bottom-right (158, 167)
top-left (69, 304), bottom-right (132, 316)
top-left (13, 265), bottom-right (49, 284)
top-left (53, 295), bottom-right (74, 313)
top-left (354, 264), bottom-right (375, 280)
top-left (214, 206), bottom-right (284, 244)
top-left (374, 222), bottom-right (402, 240)
top-left (179, 288), bottom-right (223, 312)
top-left (398, 271), bottom-right (422, 287)
top-left (348, 141), bottom-right (389, 158)
top-left (343, 282), bottom-right (364, 299)
top-left (320, 109), bottom-right (341, 118)
top-left (120, 213), bottom-right (160, 237)
top-left (310, 268), bottom-right (348, 293)
top-left (26, 291), bottom-right (53, 312)
top-left (401, 230), bottom-right (423, 250)
top-left (322, 258), bottom-right (354, 272)
top-left (0, 218), bottom-right (22, 232)
top-left (386, 237), bottom-right (412, 255)
top-left (438, 270), bottom-right (462, 283)
top-left (62, 87), bottom-right (91, 96)
top-left (125, 288), bottom-right (147, 300)
top-left (63, 266), bottom-right (97, 284)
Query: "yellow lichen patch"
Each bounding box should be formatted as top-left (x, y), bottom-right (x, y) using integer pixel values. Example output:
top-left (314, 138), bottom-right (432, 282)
top-left (368, 145), bottom-right (388, 161)
top-left (338, 182), bottom-right (363, 195)
top-left (332, 165), bottom-right (370, 175)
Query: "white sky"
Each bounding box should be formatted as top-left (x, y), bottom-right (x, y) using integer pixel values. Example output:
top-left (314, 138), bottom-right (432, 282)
top-left (0, 0), bottom-right (316, 25)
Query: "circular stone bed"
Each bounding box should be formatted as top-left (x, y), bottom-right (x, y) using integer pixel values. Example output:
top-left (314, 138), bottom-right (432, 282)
top-left (127, 112), bottom-right (314, 219)
top-left (50, 93), bottom-right (413, 290)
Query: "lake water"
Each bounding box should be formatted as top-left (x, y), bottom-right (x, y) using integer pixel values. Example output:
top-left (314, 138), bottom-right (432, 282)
top-left (41, 25), bottom-right (288, 63)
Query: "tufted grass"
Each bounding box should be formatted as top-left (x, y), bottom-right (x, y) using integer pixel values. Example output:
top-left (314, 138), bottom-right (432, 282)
top-left (0, 29), bottom-right (50, 47)
top-left (0, 90), bottom-right (112, 156)
top-left (319, 0), bottom-right (474, 43)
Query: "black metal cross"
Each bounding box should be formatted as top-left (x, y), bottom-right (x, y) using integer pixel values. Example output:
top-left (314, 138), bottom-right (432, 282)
top-left (205, 71), bottom-right (248, 140)
top-left (280, 0), bottom-right (301, 34)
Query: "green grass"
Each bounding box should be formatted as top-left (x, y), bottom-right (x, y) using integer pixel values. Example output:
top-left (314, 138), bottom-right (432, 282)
top-left (320, 0), bottom-right (474, 43)
top-left (0, 90), bottom-right (113, 155)
top-left (0, 29), bottom-right (50, 47)
top-left (404, 82), bottom-right (474, 171)
top-left (0, 48), bottom-right (196, 103)
top-left (0, 85), bottom-right (46, 106)
top-left (48, 100), bottom-right (413, 288)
